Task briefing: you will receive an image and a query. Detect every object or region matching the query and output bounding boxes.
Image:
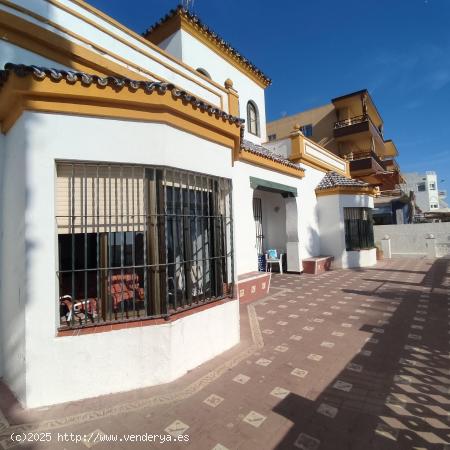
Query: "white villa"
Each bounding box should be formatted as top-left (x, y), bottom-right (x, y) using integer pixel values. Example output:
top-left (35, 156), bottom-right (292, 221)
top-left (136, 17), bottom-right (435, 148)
top-left (0, 0), bottom-right (377, 408)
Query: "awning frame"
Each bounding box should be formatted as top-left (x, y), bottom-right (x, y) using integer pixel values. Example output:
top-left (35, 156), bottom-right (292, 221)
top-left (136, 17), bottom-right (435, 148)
top-left (250, 177), bottom-right (297, 198)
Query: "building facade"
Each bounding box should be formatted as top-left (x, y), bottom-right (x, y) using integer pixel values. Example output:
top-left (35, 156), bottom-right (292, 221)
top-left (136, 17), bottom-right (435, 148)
top-left (402, 171), bottom-right (445, 213)
top-left (267, 90), bottom-right (403, 192)
top-left (0, 1), bottom-right (376, 408)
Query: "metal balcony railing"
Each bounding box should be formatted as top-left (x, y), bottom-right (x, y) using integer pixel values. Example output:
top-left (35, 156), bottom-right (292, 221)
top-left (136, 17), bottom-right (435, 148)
top-left (334, 114), bottom-right (368, 129)
top-left (334, 114), bottom-right (384, 139)
top-left (347, 150), bottom-right (386, 170)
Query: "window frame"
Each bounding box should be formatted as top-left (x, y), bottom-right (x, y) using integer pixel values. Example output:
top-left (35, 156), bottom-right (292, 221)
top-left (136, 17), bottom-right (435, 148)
top-left (56, 162), bottom-right (234, 330)
top-left (247, 101), bottom-right (260, 137)
top-left (300, 124), bottom-right (313, 137)
top-left (343, 207), bottom-right (375, 251)
top-left (417, 182), bottom-right (426, 192)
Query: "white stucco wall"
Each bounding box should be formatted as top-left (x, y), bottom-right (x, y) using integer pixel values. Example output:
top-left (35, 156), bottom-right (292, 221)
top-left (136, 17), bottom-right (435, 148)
top-left (253, 190), bottom-right (287, 253)
top-left (402, 172), bottom-right (441, 212)
top-left (160, 29), bottom-right (267, 144)
top-left (159, 31), bottom-right (184, 62)
top-left (264, 138), bottom-right (291, 159)
top-left (296, 165), bottom-right (324, 260)
top-left (317, 194), bottom-right (376, 269)
top-left (0, 41), bottom-right (72, 70)
top-left (0, 0), bottom-right (226, 109)
top-left (0, 120), bottom-right (27, 400)
top-left (1, 112), bottom-right (239, 407)
top-left (374, 222), bottom-right (450, 257)
top-left (232, 163), bottom-right (323, 275)
top-left (265, 138), bottom-right (348, 175)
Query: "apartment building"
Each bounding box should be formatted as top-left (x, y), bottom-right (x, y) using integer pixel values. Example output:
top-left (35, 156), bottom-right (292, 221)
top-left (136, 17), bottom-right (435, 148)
top-left (402, 171), bottom-right (446, 212)
top-left (267, 90), bottom-right (403, 191)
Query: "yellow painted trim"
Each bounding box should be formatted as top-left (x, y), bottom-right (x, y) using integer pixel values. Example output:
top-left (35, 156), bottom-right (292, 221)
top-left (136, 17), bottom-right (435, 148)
top-left (0, 74), bottom-right (241, 154)
top-left (315, 186), bottom-right (376, 197)
top-left (144, 13), bottom-right (270, 89)
top-left (0, 0), bottom-right (226, 110)
top-left (238, 150), bottom-right (305, 179)
top-left (349, 168), bottom-right (380, 177)
top-left (224, 79), bottom-right (240, 117)
top-left (288, 129), bottom-right (350, 177)
top-left (67, 0), bottom-right (228, 94)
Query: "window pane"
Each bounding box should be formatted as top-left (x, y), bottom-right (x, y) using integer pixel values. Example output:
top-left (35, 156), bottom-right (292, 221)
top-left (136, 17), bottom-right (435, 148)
top-left (344, 207), bottom-right (374, 251)
top-left (247, 102), bottom-right (258, 135)
top-left (57, 163), bottom-right (234, 328)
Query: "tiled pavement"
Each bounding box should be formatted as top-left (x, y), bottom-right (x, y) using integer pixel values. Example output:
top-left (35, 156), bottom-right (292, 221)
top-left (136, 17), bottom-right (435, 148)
top-left (1, 258), bottom-right (449, 450)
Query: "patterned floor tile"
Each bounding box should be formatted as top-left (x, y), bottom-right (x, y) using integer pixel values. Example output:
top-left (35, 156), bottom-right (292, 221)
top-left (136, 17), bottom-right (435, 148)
top-left (242, 411), bottom-right (267, 428)
top-left (203, 394), bottom-right (225, 408)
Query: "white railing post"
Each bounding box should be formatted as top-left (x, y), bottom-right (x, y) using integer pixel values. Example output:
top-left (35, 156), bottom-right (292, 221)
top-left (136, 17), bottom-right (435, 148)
top-left (381, 235), bottom-right (392, 259)
top-left (425, 234), bottom-right (437, 258)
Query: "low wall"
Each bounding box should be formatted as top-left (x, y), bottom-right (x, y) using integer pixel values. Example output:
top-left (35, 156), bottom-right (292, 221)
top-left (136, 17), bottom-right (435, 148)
top-left (23, 299), bottom-right (240, 407)
top-left (374, 223), bottom-right (450, 257)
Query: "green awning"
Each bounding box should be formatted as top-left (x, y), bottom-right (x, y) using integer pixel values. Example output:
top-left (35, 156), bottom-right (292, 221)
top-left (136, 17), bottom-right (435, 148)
top-left (250, 177), bottom-right (297, 197)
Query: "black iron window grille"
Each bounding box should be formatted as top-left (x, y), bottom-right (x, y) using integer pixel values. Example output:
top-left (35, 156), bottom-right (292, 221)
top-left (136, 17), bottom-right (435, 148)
top-left (344, 207), bottom-right (375, 251)
top-left (56, 163), bottom-right (234, 329)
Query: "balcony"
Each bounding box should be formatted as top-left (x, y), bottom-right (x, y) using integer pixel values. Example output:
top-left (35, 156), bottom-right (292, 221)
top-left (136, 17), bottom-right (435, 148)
top-left (348, 150), bottom-right (386, 174)
top-left (333, 114), bottom-right (383, 140)
top-left (383, 158), bottom-right (400, 172)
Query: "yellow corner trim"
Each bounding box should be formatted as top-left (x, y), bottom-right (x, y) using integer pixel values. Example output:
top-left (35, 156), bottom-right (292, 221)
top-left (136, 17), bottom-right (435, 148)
top-left (66, 0), bottom-right (228, 93)
top-left (238, 150), bottom-right (305, 178)
top-left (289, 131), bottom-right (349, 177)
top-left (315, 187), bottom-right (376, 197)
top-left (0, 1), bottom-right (226, 109)
top-left (0, 74), bottom-right (241, 154)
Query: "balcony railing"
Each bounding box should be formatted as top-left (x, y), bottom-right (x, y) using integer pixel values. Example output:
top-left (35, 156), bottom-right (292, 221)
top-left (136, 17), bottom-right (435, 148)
top-left (334, 114), bottom-right (384, 140)
top-left (383, 158), bottom-right (400, 172)
top-left (347, 150), bottom-right (386, 170)
top-left (334, 114), bottom-right (368, 129)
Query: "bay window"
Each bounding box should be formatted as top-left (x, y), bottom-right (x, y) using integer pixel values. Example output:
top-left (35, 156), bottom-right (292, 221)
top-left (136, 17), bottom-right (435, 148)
top-left (56, 163), bottom-right (234, 329)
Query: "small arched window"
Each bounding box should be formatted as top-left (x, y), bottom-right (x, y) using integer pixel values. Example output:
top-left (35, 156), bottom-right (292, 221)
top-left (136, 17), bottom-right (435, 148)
top-left (196, 67), bottom-right (211, 79)
top-left (247, 101), bottom-right (259, 136)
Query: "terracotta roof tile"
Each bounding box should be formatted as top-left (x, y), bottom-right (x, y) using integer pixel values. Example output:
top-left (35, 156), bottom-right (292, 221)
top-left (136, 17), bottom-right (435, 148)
top-left (0, 63), bottom-right (245, 126)
top-left (143, 6), bottom-right (271, 87)
top-left (241, 139), bottom-right (303, 170)
top-left (316, 172), bottom-right (368, 190)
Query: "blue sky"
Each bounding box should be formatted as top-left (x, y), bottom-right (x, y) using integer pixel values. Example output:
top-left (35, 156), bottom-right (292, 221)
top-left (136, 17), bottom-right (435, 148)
top-left (89, 0), bottom-right (450, 190)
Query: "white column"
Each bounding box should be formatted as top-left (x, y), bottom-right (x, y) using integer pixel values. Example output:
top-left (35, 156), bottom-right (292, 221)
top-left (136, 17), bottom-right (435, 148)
top-left (425, 234), bottom-right (437, 258)
top-left (381, 235), bottom-right (392, 259)
top-left (285, 197), bottom-right (301, 272)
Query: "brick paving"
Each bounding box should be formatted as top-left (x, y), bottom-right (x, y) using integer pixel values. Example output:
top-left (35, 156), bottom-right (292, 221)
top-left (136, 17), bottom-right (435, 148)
top-left (1, 257), bottom-right (449, 450)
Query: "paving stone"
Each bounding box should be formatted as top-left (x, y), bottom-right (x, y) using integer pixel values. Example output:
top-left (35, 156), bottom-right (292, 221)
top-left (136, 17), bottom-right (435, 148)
top-left (203, 394), bottom-right (224, 408)
top-left (242, 411), bottom-right (267, 428)
top-left (164, 420), bottom-right (190, 437)
top-left (1, 258), bottom-right (447, 450)
top-left (294, 433), bottom-right (320, 450)
top-left (270, 387), bottom-right (290, 399)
